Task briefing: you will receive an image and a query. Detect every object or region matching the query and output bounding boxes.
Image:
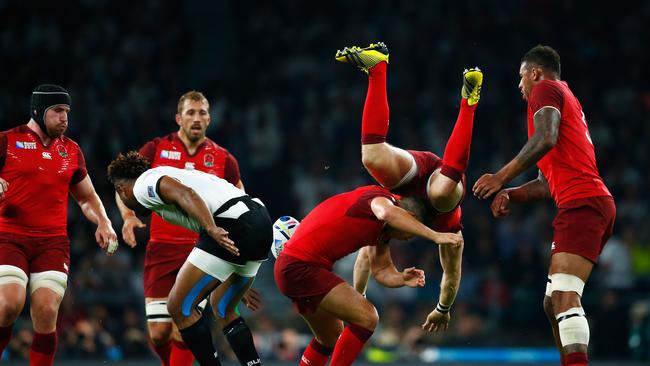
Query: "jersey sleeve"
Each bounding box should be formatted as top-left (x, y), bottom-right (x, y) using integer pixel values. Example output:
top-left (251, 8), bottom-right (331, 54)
top-left (529, 81), bottom-right (564, 114)
top-left (0, 132), bottom-right (7, 170)
top-left (133, 170), bottom-right (167, 209)
top-left (346, 187), bottom-right (397, 219)
top-left (70, 148), bottom-right (88, 184)
top-left (138, 139), bottom-right (158, 164)
top-left (223, 151), bottom-right (241, 185)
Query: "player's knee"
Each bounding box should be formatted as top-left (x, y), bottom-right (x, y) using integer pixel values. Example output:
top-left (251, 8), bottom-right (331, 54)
top-left (0, 297), bottom-right (24, 324)
top-left (427, 175), bottom-right (463, 212)
top-left (358, 303), bottom-right (379, 331)
top-left (361, 150), bottom-right (384, 171)
top-left (30, 298), bottom-right (60, 323)
top-left (549, 273), bottom-right (584, 314)
top-left (148, 322), bottom-right (173, 346)
top-left (166, 297), bottom-right (182, 320)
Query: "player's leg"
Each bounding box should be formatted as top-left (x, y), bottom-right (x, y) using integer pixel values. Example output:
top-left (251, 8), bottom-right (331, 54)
top-left (28, 237), bottom-right (70, 366)
top-left (548, 253), bottom-right (593, 366)
top-left (542, 291), bottom-right (565, 357)
top-left (300, 308), bottom-right (343, 366)
top-left (427, 68), bottom-right (482, 212)
top-left (167, 259), bottom-right (223, 366)
top-left (145, 297), bottom-right (173, 366)
top-left (0, 235), bottom-right (30, 355)
top-left (210, 270), bottom-right (260, 366)
top-left (336, 42), bottom-right (415, 187)
top-left (318, 282), bottom-right (379, 366)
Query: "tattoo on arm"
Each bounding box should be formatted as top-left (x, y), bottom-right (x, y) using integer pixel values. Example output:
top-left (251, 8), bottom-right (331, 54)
top-left (514, 107), bottom-right (560, 171)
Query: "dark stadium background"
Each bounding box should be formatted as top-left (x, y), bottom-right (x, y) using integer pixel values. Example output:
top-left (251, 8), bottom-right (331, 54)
top-left (1, 0), bottom-right (649, 364)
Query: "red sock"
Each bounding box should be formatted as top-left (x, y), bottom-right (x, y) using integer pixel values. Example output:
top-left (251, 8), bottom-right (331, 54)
top-left (330, 323), bottom-right (373, 366)
top-left (0, 325), bottom-right (12, 355)
top-left (170, 340), bottom-right (194, 366)
top-left (300, 338), bottom-right (333, 366)
top-left (441, 98), bottom-right (477, 182)
top-left (563, 352), bottom-right (588, 366)
top-left (29, 331), bottom-right (57, 366)
top-left (151, 340), bottom-right (172, 366)
top-left (361, 61), bottom-right (389, 144)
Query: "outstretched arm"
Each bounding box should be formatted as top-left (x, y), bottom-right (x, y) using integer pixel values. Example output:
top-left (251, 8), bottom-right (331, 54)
top-left (473, 107), bottom-right (560, 199)
top-left (370, 197), bottom-right (463, 246)
top-left (490, 170), bottom-right (551, 218)
top-left (70, 176), bottom-right (118, 254)
top-left (156, 176), bottom-right (239, 256)
top-left (353, 247), bottom-right (372, 295)
top-left (115, 192), bottom-right (146, 247)
top-left (366, 243), bottom-right (425, 289)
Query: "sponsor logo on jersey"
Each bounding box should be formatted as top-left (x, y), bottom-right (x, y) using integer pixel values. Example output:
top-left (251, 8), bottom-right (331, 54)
top-left (204, 154), bottom-right (214, 167)
top-left (57, 145), bottom-right (68, 157)
top-left (147, 186), bottom-right (156, 197)
top-left (42, 152), bottom-right (52, 159)
top-left (16, 141), bottom-right (37, 149)
top-left (160, 150), bottom-right (181, 160)
top-left (184, 162), bottom-right (195, 170)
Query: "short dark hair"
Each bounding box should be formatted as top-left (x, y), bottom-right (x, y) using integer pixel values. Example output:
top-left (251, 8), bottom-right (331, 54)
top-left (107, 151), bottom-right (150, 184)
top-left (397, 196), bottom-right (436, 226)
top-left (521, 45), bottom-right (561, 77)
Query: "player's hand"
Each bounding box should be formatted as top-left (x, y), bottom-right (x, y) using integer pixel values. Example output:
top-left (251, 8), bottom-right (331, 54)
top-left (96, 220), bottom-right (119, 256)
top-left (402, 267), bottom-right (425, 288)
top-left (241, 287), bottom-right (262, 311)
top-left (432, 232), bottom-right (463, 246)
top-left (206, 226), bottom-right (239, 256)
top-left (0, 177), bottom-right (8, 200)
top-left (490, 190), bottom-right (511, 218)
top-left (121, 216), bottom-right (146, 248)
top-left (422, 309), bottom-right (451, 332)
top-left (472, 173), bottom-right (505, 199)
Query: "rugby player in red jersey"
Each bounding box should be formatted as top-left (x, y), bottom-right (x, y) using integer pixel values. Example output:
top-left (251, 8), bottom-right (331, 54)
top-left (274, 186), bottom-right (462, 366)
top-left (115, 91), bottom-right (256, 366)
top-left (473, 45), bottom-right (615, 366)
top-left (335, 42), bottom-right (482, 330)
top-left (0, 84), bottom-right (118, 366)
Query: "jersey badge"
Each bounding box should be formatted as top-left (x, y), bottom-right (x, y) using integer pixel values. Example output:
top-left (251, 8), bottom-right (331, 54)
top-left (57, 145), bottom-right (68, 157)
top-left (204, 154), bottom-right (214, 167)
top-left (160, 150), bottom-right (181, 160)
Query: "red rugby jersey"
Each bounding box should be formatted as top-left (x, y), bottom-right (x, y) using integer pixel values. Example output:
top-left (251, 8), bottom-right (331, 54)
top-left (0, 125), bottom-right (87, 236)
top-left (139, 133), bottom-right (240, 244)
top-left (527, 80), bottom-right (611, 206)
top-left (281, 186), bottom-right (397, 268)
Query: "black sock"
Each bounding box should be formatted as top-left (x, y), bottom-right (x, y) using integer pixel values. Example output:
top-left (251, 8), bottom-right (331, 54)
top-left (223, 317), bottom-right (261, 365)
top-left (179, 316), bottom-right (221, 366)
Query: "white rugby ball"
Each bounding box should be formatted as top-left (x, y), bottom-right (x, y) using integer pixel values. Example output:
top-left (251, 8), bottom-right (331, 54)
top-left (271, 216), bottom-right (300, 258)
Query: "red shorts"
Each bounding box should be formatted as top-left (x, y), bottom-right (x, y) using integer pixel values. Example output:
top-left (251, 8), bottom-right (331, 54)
top-left (391, 150), bottom-right (464, 233)
top-left (552, 196), bottom-right (616, 263)
top-left (143, 242), bottom-right (194, 298)
top-left (0, 232), bottom-right (70, 275)
top-left (274, 253), bottom-right (344, 314)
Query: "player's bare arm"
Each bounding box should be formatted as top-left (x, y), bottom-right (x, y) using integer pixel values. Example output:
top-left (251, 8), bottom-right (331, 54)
top-left (490, 170), bottom-right (551, 218)
top-left (156, 175), bottom-right (239, 256)
top-left (366, 243), bottom-right (425, 288)
top-left (370, 197), bottom-right (463, 246)
top-left (353, 247), bottom-right (372, 294)
top-left (473, 107), bottom-right (560, 199)
top-left (0, 177), bottom-right (8, 200)
top-left (423, 230), bottom-right (464, 332)
top-left (115, 192), bottom-right (146, 247)
top-left (70, 175), bottom-right (119, 255)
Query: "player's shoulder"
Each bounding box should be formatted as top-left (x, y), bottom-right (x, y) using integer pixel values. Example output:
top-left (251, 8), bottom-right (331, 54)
top-left (533, 79), bottom-right (565, 93)
top-left (1, 124), bottom-right (30, 135)
top-left (59, 135), bottom-right (82, 150)
top-left (203, 138), bottom-right (229, 152)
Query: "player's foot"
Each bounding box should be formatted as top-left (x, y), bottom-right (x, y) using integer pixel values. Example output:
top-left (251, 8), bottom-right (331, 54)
top-left (461, 67), bottom-right (483, 106)
top-left (335, 42), bottom-right (389, 73)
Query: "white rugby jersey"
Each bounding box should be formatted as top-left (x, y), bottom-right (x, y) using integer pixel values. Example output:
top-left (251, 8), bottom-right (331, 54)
top-left (133, 166), bottom-right (246, 232)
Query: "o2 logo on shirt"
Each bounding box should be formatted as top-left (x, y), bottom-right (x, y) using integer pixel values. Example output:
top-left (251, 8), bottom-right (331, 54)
top-left (160, 150), bottom-right (181, 160)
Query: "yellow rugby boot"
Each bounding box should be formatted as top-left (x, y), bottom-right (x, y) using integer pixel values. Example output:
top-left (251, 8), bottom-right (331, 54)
top-left (461, 67), bottom-right (483, 106)
top-left (335, 42), bottom-right (389, 73)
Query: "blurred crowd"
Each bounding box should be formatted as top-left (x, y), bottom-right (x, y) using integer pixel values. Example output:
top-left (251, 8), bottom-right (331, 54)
top-left (1, 0), bottom-right (649, 362)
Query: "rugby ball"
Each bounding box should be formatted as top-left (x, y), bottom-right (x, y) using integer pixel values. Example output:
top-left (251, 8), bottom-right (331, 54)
top-left (271, 216), bottom-right (300, 258)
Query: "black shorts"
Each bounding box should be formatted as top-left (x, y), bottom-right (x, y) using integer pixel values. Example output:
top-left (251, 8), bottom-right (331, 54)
top-left (196, 196), bottom-right (273, 265)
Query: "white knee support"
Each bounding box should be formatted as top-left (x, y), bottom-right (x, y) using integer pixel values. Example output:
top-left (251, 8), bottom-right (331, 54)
top-left (545, 275), bottom-right (552, 297)
top-left (146, 300), bottom-right (172, 322)
top-left (556, 307), bottom-right (590, 346)
top-left (549, 273), bottom-right (585, 297)
top-left (0, 265), bottom-right (28, 288)
top-left (29, 271), bottom-right (67, 297)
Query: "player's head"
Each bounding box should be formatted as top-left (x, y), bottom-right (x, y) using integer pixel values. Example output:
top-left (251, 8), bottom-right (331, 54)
top-left (108, 151), bottom-right (151, 213)
top-left (386, 196), bottom-right (435, 240)
top-left (176, 90), bottom-right (210, 143)
top-left (30, 84), bottom-right (71, 138)
top-left (519, 45), bottom-right (561, 100)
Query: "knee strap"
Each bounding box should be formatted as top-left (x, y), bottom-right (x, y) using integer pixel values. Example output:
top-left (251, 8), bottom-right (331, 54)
top-left (550, 273), bottom-right (585, 297)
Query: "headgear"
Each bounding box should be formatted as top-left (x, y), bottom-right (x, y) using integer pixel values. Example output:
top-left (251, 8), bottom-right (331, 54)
top-left (30, 84), bottom-right (71, 135)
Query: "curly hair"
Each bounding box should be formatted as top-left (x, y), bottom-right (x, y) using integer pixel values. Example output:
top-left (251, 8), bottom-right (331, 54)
top-left (107, 151), bottom-right (151, 184)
